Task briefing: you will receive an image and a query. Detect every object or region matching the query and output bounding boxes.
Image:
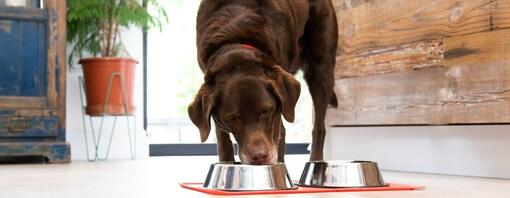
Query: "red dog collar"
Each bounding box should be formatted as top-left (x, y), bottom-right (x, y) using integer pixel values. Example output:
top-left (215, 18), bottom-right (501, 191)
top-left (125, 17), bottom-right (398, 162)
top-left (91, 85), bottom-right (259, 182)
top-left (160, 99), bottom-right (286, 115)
top-left (240, 44), bottom-right (257, 50)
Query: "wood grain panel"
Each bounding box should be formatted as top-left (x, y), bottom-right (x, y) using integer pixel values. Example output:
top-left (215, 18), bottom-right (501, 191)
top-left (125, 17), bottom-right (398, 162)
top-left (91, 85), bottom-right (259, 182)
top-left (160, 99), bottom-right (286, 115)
top-left (0, 20), bottom-right (19, 95)
top-left (333, 0), bottom-right (510, 55)
top-left (327, 60), bottom-right (510, 125)
top-left (445, 29), bottom-right (510, 66)
top-left (56, 0), bottom-right (67, 129)
top-left (337, 39), bottom-right (444, 78)
top-left (327, 29), bottom-right (510, 125)
top-left (0, 116), bottom-right (58, 137)
top-left (46, 0), bottom-right (58, 109)
top-left (332, 0), bottom-right (510, 78)
top-left (0, 97), bottom-right (46, 109)
top-left (0, 20), bottom-right (47, 96)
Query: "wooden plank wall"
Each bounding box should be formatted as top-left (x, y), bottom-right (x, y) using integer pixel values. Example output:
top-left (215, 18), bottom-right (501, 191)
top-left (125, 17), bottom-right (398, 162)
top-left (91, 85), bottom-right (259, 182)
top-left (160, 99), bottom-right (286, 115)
top-left (327, 0), bottom-right (510, 125)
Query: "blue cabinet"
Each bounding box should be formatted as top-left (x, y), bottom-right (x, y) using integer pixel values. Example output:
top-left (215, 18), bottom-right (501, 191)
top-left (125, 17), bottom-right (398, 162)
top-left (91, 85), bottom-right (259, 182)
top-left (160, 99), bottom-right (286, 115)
top-left (0, 1), bottom-right (70, 163)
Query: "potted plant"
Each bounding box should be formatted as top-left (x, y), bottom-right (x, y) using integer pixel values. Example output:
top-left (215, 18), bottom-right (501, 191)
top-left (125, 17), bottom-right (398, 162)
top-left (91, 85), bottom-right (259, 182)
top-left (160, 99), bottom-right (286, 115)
top-left (67, 0), bottom-right (167, 115)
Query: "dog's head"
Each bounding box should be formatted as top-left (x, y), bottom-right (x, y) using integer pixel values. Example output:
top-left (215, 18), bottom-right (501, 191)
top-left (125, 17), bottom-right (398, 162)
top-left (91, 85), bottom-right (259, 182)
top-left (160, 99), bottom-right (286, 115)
top-left (188, 46), bottom-right (300, 165)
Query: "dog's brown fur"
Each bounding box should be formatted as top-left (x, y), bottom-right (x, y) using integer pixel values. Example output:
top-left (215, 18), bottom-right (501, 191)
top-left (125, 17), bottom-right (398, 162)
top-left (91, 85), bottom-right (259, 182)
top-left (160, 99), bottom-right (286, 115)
top-left (189, 0), bottom-right (338, 164)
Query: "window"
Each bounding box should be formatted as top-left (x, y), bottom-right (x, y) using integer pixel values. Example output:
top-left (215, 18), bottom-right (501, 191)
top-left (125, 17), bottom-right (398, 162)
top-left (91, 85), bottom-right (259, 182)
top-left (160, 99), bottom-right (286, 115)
top-left (0, 0), bottom-right (41, 9)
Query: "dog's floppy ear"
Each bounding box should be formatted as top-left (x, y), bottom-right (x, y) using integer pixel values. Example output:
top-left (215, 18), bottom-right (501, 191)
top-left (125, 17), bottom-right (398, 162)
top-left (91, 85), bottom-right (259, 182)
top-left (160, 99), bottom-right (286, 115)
top-left (268, 66), bottom-right (301, 123)
top-left (188, 83), bottom-right (215, 143)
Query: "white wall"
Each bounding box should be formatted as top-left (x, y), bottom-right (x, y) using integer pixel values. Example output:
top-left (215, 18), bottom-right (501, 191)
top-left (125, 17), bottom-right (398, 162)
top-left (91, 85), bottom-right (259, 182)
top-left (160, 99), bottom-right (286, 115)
top-left (325, 125), bottom-right (510, 179)
top-left (66, 27), bottom-right (148, 161)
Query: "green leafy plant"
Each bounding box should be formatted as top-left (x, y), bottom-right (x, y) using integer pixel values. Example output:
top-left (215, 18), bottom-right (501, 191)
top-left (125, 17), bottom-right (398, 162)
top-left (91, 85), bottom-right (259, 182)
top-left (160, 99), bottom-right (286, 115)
top-left (67, 0), bottom-right (167, 64)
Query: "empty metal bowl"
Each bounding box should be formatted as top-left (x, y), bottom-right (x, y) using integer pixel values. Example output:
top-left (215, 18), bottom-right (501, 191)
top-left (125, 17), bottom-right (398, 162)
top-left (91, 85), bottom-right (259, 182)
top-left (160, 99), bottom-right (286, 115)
top-left (298, 160), bottom-right (387, 188)
top-left (203, 162), bottom-right (297, 191)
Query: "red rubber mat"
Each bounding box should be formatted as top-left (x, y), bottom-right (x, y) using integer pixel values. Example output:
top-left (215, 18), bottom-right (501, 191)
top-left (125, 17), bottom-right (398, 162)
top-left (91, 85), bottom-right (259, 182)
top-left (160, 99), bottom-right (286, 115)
top-left (180, 183), bottom-right (425, 196)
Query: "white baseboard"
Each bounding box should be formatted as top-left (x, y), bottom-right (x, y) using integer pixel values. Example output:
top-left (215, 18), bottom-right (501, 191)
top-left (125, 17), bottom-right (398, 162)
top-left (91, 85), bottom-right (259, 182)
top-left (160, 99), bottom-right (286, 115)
top-left (325, 125), bottom-right (510, 179)
top-left (66, 129), bottom-right (149, 161)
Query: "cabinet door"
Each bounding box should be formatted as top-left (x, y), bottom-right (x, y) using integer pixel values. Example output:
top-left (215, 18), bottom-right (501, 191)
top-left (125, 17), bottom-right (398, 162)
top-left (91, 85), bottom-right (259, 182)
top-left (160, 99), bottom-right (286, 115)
top-left (0, 0), bottom-right (65, 138)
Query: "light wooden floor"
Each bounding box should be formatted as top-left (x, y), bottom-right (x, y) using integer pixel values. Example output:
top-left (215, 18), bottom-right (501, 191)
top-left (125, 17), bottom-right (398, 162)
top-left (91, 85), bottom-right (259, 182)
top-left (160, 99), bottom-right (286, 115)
top-left (1, 155), bottom-right (510, 198)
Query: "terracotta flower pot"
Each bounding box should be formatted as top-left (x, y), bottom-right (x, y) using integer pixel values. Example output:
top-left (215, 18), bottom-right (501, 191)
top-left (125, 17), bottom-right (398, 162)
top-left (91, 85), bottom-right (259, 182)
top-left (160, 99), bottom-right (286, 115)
top-left (79, 57), bottom-right (137, 116)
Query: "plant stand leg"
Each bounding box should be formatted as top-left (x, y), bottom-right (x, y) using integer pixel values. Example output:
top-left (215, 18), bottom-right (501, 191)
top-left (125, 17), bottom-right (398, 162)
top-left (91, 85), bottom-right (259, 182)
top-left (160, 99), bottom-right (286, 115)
top-left (79, 76), bottom-right (98, 162)
top-left (119, 73), bottom-right (136, 160)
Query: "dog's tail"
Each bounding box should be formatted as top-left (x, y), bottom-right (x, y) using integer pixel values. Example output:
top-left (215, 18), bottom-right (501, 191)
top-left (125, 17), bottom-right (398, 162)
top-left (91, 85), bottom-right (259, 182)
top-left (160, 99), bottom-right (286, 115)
top-left (329, 92), bottom-right (338, 108)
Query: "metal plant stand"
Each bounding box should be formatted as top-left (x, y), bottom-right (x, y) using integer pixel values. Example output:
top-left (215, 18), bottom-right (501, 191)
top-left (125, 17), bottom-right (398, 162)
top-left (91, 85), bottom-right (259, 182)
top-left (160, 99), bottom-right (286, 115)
top-left (78, 73), bottom-right (136, 162)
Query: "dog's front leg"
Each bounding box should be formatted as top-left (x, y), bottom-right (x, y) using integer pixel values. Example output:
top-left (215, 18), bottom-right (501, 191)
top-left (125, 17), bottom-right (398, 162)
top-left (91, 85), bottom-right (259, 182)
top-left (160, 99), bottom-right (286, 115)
top-left (277, 123), bottom-right (286, 163)
top-left (215, 127), bottom-right (235, 162)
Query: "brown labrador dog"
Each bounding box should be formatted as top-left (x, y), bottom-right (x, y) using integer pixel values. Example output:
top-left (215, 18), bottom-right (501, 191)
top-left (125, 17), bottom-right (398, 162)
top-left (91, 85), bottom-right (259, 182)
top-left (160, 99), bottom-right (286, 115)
top-left (188, 0), bottom-right (338, 165)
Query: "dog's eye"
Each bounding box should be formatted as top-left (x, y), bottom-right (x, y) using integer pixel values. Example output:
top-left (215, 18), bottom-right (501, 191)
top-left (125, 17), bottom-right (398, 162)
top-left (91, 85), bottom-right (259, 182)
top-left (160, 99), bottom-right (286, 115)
top-left (227, 115), bottom-right (241, 123)
top-left (261, 109), bottom-right (273, 115)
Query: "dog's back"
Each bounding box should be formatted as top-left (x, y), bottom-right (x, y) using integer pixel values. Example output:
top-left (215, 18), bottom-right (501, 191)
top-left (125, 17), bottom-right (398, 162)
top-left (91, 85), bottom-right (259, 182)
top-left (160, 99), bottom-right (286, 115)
top-left (196, 0), bottom-right (310, 74)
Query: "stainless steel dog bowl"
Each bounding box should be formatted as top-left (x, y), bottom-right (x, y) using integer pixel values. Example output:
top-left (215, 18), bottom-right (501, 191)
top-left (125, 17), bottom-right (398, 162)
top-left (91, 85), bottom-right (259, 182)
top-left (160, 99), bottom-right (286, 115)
top-left (298, 160), bottom-right (387, 188)
top-left (203, 162), bottom-right (297, 191)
